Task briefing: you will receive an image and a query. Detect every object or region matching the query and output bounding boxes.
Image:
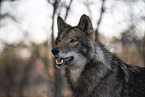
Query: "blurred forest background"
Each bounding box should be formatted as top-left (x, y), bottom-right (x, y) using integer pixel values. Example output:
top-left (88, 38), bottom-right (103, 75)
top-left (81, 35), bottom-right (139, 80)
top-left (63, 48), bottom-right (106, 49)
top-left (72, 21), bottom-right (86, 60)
top-left (0, 0), bottom-right (145, 97)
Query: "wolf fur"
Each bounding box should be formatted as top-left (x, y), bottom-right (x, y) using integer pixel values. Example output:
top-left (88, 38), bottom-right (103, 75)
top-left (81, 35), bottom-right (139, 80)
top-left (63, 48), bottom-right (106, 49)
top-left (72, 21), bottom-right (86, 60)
top-left (51, 14), bottom-right (145, 97)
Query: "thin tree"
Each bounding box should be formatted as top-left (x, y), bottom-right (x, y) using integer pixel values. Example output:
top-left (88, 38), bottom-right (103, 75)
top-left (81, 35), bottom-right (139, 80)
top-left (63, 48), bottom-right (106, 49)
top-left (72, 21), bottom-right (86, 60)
top-left (95, 0), bottom-right (106, 39)
top-left (49, 0), bottom-right (73, 96)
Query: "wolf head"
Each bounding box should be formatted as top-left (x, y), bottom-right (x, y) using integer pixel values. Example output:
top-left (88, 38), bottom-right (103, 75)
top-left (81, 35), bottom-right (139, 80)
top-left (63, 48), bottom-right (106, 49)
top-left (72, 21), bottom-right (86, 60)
top-left (51, 14), bottom-right (96, 69)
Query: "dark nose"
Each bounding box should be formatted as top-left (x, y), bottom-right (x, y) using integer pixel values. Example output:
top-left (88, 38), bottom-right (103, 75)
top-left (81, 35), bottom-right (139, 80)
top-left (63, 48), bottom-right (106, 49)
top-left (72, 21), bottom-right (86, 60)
top-left (51, 48), bottom-right (60, 55)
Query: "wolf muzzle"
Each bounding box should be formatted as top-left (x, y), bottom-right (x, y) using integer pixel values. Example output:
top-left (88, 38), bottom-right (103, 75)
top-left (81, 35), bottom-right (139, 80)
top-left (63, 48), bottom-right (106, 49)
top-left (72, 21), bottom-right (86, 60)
top-left (51, 47), bottom-right (74, 69)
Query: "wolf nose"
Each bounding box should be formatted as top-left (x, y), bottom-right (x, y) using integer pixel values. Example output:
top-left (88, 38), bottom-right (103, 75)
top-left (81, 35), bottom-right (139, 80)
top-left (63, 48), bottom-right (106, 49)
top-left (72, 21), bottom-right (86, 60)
top-left (51, 48), bottom-right (60, 55)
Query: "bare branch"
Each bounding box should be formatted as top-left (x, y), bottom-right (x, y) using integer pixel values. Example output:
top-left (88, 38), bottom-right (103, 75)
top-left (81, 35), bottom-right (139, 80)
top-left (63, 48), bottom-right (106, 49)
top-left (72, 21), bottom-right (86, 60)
top-left (83, 0), bottom-right (94, 19)
top-left (64, 0), bottom-right (73, 20)
top-left (143, 34), bottom-right (145, 66)
top-left (51, 0), bottom-right (60, 47)
top-left (95, 0), bottom-right (106, 39)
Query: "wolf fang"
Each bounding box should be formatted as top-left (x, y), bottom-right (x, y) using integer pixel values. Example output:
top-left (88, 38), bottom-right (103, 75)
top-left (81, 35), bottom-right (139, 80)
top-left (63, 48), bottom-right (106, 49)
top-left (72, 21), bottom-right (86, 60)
top-left (52, 14), bottom-right (145, 97)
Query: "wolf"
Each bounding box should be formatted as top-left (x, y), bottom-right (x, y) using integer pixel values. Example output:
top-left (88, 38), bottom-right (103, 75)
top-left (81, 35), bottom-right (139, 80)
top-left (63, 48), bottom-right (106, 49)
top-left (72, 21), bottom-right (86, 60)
top-left (51, 14), bottom-right (145, 97)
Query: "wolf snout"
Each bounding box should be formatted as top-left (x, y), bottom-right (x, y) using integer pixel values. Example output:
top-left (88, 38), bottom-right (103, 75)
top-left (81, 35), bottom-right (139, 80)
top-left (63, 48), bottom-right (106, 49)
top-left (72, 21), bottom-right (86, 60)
top-left (51, 48), bottom-right (60, 55)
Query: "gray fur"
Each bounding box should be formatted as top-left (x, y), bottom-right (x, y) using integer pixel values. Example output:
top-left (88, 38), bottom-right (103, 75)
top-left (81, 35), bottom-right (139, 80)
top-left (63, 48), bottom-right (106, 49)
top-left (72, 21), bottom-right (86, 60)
top-left (52, 14), bottom-right (145, 97)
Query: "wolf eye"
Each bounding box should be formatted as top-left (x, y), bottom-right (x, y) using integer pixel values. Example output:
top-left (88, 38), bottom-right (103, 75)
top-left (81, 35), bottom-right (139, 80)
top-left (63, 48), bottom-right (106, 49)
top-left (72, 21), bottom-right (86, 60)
top-left (58, 40), bottom-right (61, 42)
top-left (70, 39), bottom-right (77, 43)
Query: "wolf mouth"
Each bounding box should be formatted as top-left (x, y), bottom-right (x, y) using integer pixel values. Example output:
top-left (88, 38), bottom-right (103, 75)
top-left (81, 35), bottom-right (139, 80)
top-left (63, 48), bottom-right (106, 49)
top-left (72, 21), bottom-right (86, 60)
top-left (55, 56), bottom-right (74, 69)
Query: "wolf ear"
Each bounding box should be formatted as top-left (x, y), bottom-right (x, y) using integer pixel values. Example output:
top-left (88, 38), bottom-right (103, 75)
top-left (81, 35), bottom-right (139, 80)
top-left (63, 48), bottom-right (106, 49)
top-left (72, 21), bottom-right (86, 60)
top-left (77, 14), bottom-right (95, 41)
top-left (57, 16), bottom-right (69, 33)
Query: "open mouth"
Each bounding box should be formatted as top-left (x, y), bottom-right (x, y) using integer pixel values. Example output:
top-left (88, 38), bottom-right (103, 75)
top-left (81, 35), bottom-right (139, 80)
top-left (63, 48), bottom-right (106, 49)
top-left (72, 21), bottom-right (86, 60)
top-left (55, 56), bottom-right (74, 69)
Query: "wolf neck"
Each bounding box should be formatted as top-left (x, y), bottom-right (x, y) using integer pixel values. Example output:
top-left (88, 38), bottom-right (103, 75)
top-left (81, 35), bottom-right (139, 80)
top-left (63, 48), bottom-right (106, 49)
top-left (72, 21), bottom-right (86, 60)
top-left (65, 42), bottom-right (111, 85)
top-left (65, 57), bottom-right (87, 83)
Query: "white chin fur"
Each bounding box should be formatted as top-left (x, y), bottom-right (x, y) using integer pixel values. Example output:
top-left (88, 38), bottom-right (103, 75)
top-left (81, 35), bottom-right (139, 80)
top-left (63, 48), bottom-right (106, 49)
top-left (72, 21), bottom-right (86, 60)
top-left (58, 51), bottom-right (87, 82)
